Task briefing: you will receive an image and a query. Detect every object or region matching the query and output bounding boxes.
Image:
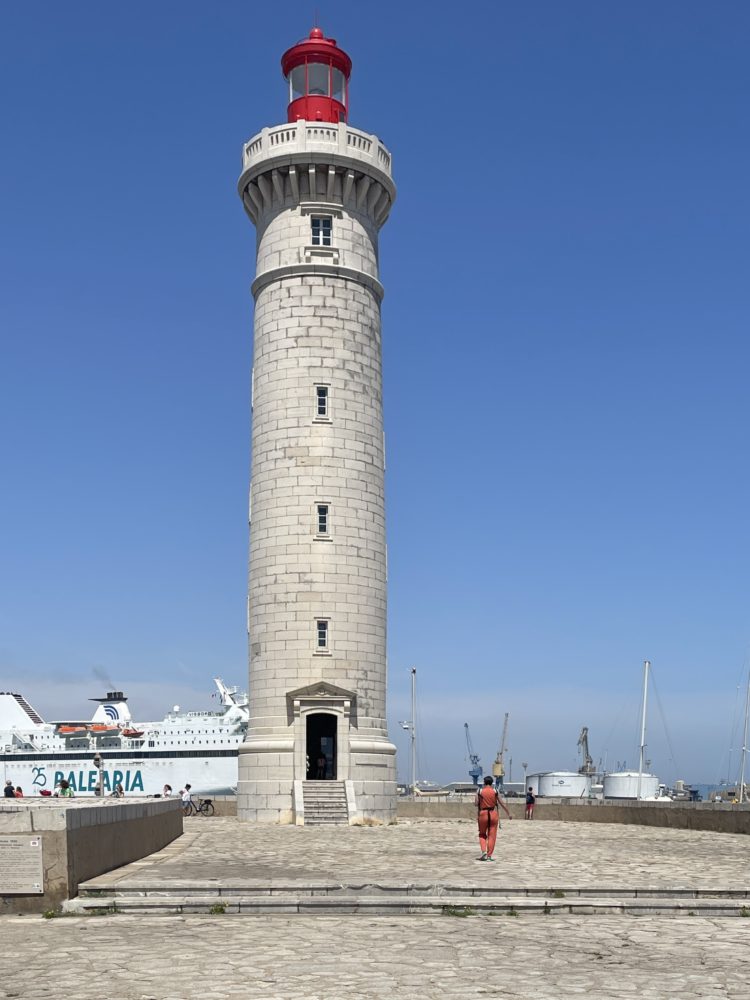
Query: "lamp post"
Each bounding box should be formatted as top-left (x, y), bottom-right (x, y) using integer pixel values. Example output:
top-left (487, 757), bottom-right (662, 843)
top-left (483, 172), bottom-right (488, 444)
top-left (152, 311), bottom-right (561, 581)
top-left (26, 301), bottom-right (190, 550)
top-left (522, 761), bottom-right (528, 794)
top-left (92, 753), bottom-right (103, 798)
top-left (399, 668), bottom-right (417, 797)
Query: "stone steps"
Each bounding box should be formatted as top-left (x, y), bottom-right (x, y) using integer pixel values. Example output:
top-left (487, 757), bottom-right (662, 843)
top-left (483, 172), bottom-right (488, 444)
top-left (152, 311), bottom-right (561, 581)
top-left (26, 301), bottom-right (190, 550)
top-left (74, 875), bottom-right (750, 920)
top-left (302, 780), bottom-right (348, 826)
top-left (64, 891), bottom-right (750, 917)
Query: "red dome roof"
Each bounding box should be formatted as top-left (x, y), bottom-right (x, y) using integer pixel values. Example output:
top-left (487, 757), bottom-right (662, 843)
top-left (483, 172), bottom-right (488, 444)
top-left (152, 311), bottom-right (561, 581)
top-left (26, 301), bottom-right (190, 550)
top-left (281, 27), bottom-right (352, 79)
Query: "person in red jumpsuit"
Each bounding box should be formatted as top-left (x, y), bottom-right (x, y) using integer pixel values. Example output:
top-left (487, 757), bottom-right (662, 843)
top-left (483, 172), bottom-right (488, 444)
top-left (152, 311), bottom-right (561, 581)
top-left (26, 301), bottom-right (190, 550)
top-left (476, 774), bottom-right (512, 860)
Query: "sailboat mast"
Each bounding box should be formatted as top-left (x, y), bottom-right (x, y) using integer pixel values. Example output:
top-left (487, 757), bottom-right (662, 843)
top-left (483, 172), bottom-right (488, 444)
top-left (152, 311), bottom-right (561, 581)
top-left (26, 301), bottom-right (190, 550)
top-left (739, 669), bottom-right (750, 804)
top-left (410, 667), bottom-right (417, 799)
top-left (637, 660), bottom-right (650, 801)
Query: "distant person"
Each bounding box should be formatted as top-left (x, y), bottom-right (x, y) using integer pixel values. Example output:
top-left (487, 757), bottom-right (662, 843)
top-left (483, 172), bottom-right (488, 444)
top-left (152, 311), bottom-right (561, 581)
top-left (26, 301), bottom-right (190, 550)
top-left (476, 774), bottom-right (511, 861)
top-left (57, 779), bottom-right (74, 798)
top-left (163, 784), bottom-right (172, 798)
top-left (525, 787), bottom-right (536, 820)
top-left (111, 784), bottom-right (124, 798)
top-left (315, 754), bottom-right (326, 779)
top-left (4, 780), bottom-right (16, 798)
top-left (181, 784), bottom-right (192, 809)
top-left (14, 787), bottom-right (23, 798)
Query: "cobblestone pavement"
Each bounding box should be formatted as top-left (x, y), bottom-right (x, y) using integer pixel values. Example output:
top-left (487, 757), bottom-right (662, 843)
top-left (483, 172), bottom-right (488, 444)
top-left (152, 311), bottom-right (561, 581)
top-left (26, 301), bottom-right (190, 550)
top-left (91, 817), bottom-right (750, 891)
top-left (0, 912), bottom-right (748, 998)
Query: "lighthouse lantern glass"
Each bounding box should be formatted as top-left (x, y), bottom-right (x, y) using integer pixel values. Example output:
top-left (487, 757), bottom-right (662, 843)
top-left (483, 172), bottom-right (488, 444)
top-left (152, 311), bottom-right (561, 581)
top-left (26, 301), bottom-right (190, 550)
top-left (332, 68), bottom-right (345, 105)
top-left (290, 66), bottom-right (305, 102)
top-left (307, 62), bottom-right (328, 96)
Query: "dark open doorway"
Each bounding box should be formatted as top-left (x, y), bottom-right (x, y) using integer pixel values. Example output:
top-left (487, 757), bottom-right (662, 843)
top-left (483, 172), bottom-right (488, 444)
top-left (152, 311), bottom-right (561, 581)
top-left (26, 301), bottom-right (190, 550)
top-left (306, 712), bottom-right (337, 779)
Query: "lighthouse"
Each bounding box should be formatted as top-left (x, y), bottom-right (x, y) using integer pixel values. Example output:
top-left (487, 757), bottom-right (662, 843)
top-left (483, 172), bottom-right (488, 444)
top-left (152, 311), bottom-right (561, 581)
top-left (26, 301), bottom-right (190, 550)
top-left (237, 28), bottom-right (397, 824)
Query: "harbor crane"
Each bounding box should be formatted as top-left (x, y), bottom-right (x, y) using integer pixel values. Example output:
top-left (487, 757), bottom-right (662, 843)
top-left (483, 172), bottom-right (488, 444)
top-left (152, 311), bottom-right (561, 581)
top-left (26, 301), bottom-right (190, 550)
top-left (492, 712), bottom-right (510, 789)
top-left (464, 722), bottom-right (483, 785)
top-left (577, 726), bottom-right (596, 776)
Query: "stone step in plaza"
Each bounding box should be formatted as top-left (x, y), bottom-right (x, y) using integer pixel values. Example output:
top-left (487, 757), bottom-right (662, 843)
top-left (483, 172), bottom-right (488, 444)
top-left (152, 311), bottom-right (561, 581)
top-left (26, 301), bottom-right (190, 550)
top-left (63, 816), bottom-right (750, 918)
top-left (67, 892), bottom-right (750, 918)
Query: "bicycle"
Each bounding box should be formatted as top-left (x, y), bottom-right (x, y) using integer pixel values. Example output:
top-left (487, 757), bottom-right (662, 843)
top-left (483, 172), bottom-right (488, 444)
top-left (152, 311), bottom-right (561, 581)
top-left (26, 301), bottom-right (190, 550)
top-left (182, 797), bottom-right (215, 817)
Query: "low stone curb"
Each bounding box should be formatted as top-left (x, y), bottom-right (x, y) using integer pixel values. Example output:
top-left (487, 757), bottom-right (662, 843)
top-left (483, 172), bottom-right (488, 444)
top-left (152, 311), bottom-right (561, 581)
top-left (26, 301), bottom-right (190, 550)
top-left (63, 893), bottom-right (750, 917)
top-left (77, 878), bottom-right (750, 901)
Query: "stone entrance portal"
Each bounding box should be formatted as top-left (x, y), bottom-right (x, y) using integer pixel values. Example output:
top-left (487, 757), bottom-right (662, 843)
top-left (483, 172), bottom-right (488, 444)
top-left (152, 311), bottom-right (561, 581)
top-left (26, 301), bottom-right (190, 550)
top-left (289, 681), bottom-right (354, 785)
top-left (306, 712), bottom-right (337, 780)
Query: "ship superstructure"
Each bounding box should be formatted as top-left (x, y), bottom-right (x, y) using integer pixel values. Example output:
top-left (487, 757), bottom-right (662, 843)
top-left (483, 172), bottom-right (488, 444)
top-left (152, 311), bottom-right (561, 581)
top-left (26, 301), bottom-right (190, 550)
top-left (0, 678), bottom-right (248, 796)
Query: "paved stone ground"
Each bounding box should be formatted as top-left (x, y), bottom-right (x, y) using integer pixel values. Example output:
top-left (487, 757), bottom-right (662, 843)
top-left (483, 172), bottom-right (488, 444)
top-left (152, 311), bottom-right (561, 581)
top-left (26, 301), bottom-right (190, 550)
top-left (0, 912), bottom-right (748, 998)
top-left (89, 817), bottom-right (750, 892)
top-left (4, 819), bottom-right (750, 997)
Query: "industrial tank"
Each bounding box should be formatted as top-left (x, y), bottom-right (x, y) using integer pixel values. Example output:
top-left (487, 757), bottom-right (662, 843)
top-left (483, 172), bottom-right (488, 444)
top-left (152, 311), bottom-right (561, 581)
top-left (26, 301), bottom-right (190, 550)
top-left (535, 771), bottom-right (592, 798)
top-left (603, 771), bottom-right (660, 799)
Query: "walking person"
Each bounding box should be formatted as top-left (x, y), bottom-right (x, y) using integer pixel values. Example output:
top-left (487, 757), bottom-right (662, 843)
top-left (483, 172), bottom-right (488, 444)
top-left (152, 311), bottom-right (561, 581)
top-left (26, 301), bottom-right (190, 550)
top-left (525, 786), bottom-right (536, 820)
top-left (476, 774), bottom-right (511, 861)
top-left (181, 784), bottom-right (193, 814)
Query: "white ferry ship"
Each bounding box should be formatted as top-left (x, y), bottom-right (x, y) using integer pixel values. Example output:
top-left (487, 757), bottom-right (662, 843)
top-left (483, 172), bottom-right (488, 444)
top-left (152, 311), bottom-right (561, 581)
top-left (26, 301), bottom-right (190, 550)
top-left (0, 678), bottom-right (248, 797)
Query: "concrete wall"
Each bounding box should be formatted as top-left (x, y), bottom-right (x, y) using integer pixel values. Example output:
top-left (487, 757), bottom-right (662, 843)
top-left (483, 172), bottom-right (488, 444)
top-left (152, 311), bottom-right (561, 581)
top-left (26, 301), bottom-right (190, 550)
top-left (0, 799), bottom-right (182, 913)
top-left (397, 798), bottom-right (750, 834)
top-left (207, 795), bottom-right (237, 817)
top-left (100, 794), bottom-right (750, 835)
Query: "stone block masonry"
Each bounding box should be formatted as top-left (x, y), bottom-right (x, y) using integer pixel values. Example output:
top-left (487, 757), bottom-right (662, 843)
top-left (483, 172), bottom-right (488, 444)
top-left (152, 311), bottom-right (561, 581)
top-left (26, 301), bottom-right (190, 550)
top-left (237, 122), bottom-right (398, 823)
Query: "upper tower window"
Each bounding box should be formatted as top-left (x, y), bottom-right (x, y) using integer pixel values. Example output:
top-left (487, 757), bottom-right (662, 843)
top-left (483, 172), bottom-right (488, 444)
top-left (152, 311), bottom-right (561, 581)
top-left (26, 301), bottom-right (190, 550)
top-left (311, 217), bottom-right (332, 246)
top-left (316, 619), bottom-right (329, 651)
top-left (315, 385), bottom-right (329, 419)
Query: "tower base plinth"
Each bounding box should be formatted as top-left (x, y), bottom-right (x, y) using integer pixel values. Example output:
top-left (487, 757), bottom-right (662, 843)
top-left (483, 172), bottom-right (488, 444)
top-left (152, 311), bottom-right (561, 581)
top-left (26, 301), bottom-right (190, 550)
top-left (237, 741), bottom-right (397, 825)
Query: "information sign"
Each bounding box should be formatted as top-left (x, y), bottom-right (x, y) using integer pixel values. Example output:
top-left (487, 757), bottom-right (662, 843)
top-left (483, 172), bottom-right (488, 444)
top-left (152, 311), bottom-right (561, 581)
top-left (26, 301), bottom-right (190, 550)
top-left (0, 836), bottom-right (44, 894)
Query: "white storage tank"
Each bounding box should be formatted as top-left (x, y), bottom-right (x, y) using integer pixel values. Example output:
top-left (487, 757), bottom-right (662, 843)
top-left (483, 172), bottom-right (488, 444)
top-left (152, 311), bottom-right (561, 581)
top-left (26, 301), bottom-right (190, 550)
top-left (603, 771), bottom-right (660, 800)
top-left (535, 771), bottom-right (592, 798)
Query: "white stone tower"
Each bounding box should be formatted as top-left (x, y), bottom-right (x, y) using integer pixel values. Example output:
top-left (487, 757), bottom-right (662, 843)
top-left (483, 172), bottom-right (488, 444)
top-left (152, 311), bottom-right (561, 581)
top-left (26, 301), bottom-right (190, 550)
top-left (236, 27), bottom-right (397, 824)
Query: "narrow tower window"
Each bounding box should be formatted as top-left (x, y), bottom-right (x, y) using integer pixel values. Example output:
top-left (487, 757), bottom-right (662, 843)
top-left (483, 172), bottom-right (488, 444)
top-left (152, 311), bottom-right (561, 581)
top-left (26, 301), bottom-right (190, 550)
top-left (316, 619), bottom-right (329, 651)
top-left (311, 216), bottom-right (332, 246)
top-left (315, 384), bottom-right (329, 418)
top-left (316, 504), bottom-right (329, 535)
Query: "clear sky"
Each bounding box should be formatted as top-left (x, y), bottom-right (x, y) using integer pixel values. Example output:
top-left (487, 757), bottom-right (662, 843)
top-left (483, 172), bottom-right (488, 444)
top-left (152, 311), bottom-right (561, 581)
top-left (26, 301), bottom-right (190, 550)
top-left (1, 2), bottom-right (749, 787)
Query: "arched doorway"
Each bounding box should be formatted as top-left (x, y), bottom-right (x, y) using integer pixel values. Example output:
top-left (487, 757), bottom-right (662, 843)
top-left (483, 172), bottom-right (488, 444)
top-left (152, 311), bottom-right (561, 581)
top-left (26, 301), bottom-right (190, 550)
top-left (306, 712), bottom-right (337, 779)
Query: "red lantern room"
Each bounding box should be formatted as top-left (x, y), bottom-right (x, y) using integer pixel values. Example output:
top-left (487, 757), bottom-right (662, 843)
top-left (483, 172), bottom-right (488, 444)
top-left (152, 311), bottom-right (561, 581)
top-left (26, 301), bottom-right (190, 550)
top-left (281, 27), bottom-right (352, 124)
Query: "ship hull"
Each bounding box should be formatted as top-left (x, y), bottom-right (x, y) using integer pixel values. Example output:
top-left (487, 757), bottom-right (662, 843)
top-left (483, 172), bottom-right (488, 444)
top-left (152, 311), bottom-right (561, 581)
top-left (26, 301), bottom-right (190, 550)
top-left (1, 749), bottom-right (240, 797)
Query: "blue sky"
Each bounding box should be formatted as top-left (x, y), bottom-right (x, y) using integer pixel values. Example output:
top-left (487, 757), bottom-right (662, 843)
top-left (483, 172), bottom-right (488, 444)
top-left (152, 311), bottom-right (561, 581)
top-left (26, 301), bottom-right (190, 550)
top-left (1, 2), bottom-right (748, 786)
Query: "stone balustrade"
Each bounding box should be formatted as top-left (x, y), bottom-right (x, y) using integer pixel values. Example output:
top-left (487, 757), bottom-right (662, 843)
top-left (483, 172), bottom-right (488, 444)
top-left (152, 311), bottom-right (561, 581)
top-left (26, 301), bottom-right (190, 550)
top-left (242, 121), bottom-right (392, 178)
